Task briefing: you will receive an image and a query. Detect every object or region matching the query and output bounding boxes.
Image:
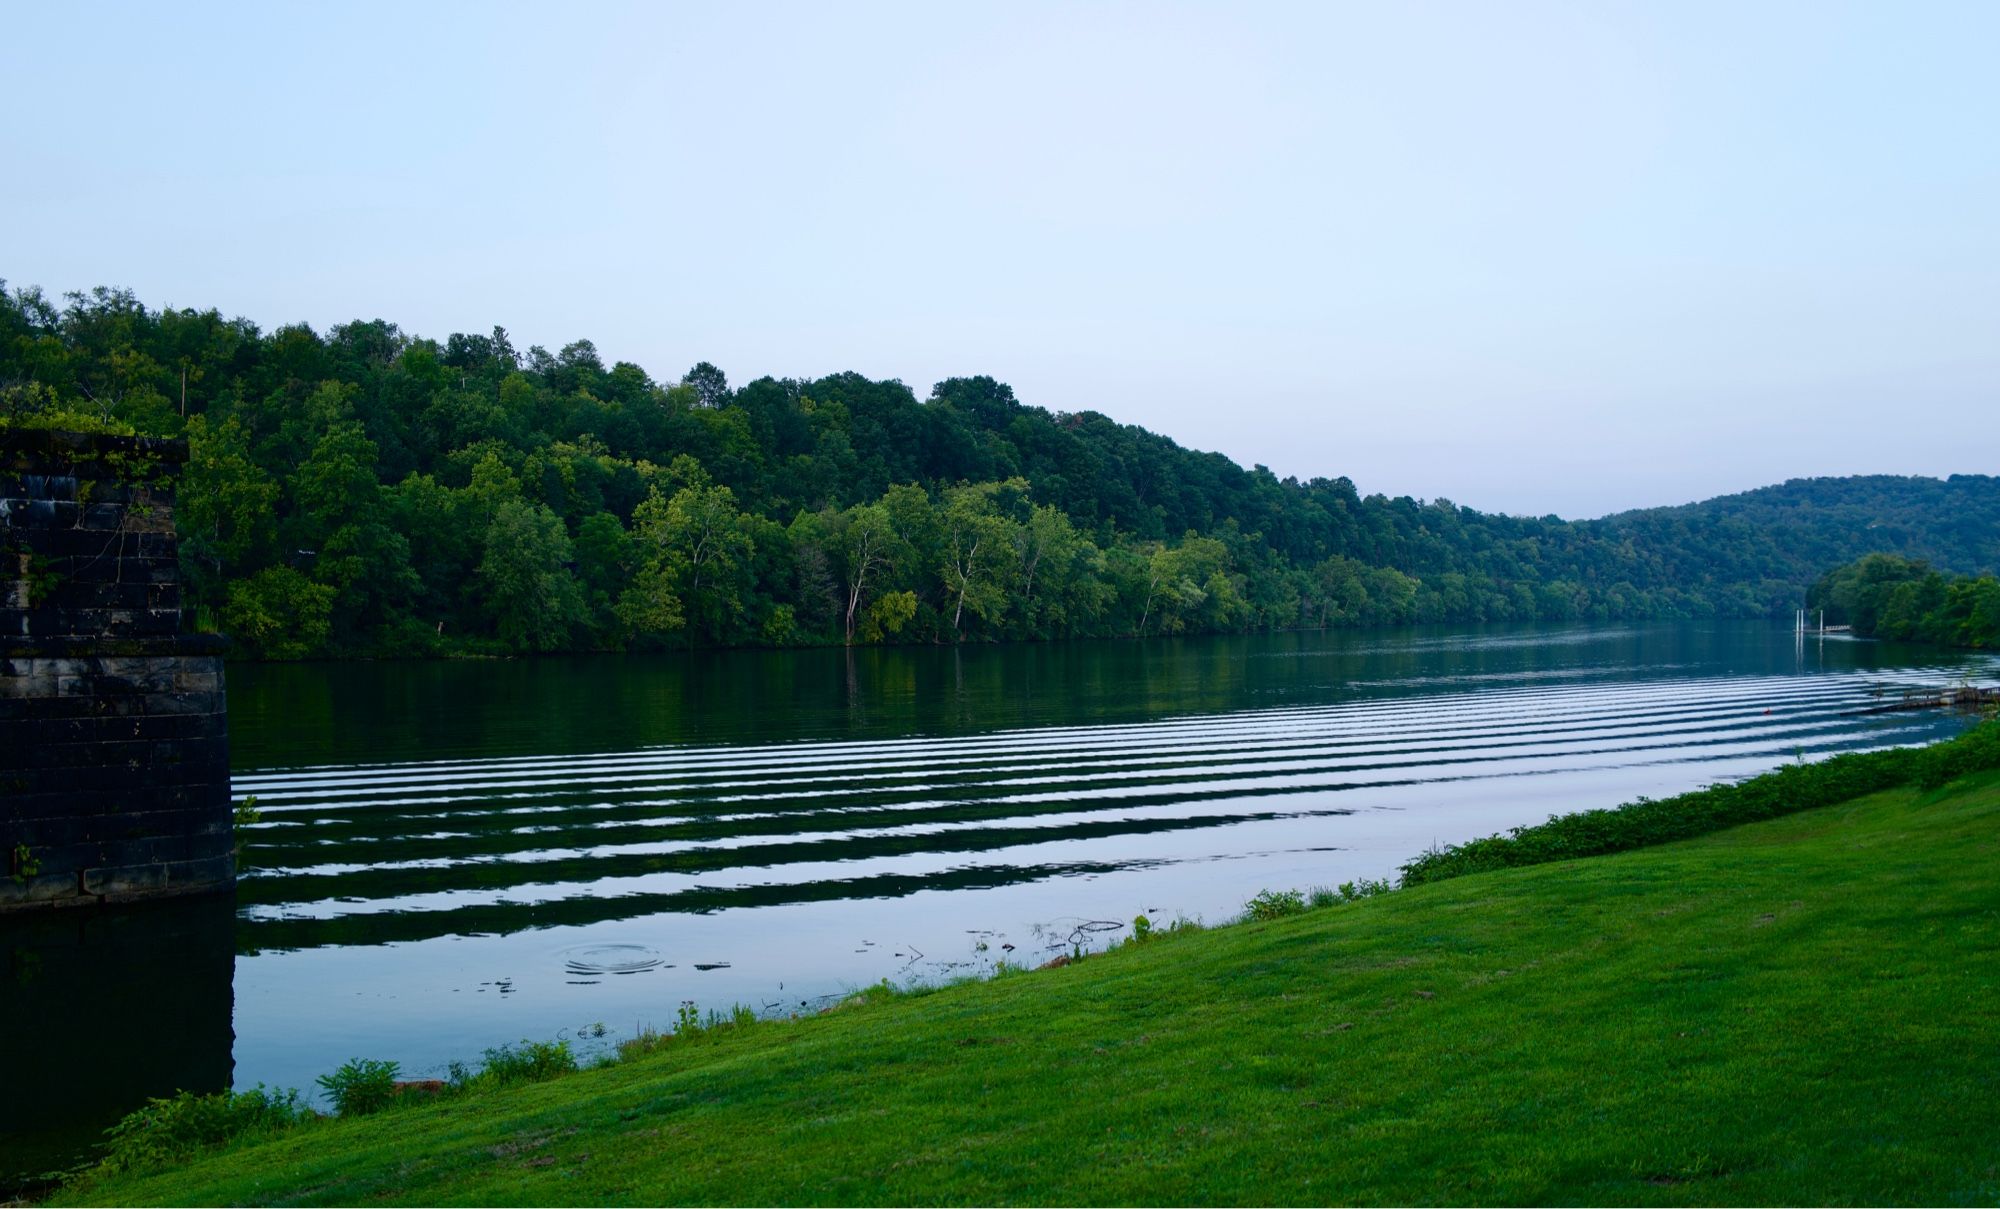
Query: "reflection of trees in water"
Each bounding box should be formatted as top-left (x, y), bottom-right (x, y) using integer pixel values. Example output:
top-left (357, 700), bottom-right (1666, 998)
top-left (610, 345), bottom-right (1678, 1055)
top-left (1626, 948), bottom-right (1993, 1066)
top-left (233, 624), bottom-right (1795, 769)
top-left (0, 895), bottom-right (235, 1192)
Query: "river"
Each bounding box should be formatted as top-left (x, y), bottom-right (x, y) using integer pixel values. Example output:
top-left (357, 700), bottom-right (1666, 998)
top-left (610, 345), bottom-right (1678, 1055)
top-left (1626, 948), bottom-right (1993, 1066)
top-left (3, 620), bottom-right (1993, 1186)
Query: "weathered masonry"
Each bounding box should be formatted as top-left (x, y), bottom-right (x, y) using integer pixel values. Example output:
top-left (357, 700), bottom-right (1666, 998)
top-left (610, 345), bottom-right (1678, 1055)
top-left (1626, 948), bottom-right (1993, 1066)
top-left (1, 429), bottom-right (232, 908)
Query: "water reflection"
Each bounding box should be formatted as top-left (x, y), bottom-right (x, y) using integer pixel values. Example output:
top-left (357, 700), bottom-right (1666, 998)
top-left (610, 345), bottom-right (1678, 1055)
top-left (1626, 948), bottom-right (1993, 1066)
top-left (0, 895), bottom-right (235, 1194)
top-left (230, 624), bottom-right (1985, 768)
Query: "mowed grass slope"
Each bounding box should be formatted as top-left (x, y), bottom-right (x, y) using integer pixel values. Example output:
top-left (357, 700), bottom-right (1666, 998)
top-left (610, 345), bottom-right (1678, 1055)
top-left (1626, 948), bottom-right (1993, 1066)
top-left (62, 773), bottom-right (2000, 1206)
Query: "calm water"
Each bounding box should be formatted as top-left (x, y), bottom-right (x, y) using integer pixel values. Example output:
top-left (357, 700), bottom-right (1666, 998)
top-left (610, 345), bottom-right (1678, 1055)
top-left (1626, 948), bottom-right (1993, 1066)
top-left (4, 621), bottom-right (1994, 1185)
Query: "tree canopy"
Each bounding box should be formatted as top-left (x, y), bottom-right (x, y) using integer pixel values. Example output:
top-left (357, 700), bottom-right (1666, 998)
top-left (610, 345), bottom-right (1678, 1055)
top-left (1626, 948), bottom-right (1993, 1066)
top-left (4, 283), bottom-right (1995, 658)
top-left (1808, 555), bottom-right (2000, 649)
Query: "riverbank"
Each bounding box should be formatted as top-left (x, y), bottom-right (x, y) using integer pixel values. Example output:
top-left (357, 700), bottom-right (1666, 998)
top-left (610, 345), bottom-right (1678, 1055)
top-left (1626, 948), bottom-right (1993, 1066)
top-left (52, 736), bottom-right (2000, 1205)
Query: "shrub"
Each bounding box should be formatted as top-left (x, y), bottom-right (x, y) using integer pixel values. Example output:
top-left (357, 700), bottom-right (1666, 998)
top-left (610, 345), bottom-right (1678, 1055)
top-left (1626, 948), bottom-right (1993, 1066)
top-left (616, 1006), bottom-right (758, 1064)
top-left (316, 1058), bottom-right (400, 1116)
top-left (222, 566), bottom-right (335, 660)
top-left (464, 1039), bottom-right (577, 1089)
top-left (1310, 878), bottom-right (1393, 908)
top-left (1913, 718), bottom-right (2000, 789)
top-left (97, 1086), bottom-right (310, 1176)
top-left (1244, 888), bottom-right (1308, 920)
top-left (232, 795), bottom-right (262, 828)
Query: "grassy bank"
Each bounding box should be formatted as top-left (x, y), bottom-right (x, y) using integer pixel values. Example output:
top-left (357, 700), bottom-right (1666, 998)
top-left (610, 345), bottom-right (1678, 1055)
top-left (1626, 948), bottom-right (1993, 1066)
top-left (54, 755), bottom-right (2000, 1204)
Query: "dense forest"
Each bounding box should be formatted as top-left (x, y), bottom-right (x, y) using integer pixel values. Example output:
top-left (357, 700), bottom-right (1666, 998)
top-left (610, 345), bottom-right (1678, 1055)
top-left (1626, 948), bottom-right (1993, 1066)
top-left (4, 283), bottom-right (1997, 658)
top-left (1808, 555), bottom-right (2000, 649)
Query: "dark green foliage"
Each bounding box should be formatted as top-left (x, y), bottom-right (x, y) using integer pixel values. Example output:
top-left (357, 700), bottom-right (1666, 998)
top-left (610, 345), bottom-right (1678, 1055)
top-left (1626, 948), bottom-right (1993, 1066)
top-left (221, 566), bottom-right (334, 658)
top-left (96, 1086), bottom-right (310, 1177)
top-left (1399, 721), bottom-right (2000, 885)
top-left (1912, 721), bottom-right (2000, 788)
top-left (7, 282), bottom-right (1997, 659)
top-left (1809, 554), bottom-right (2000, 648)
top-left (315, 1059), bottom-right (400, 1117)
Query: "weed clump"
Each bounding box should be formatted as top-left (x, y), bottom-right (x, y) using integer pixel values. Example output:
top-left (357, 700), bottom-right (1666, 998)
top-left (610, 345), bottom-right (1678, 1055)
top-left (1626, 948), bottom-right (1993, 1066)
top-left (618, 1025), bottom-right (666, 1062)
top-left (1309, 878), bottom-right (1393, 908)
top-left (619, 1003), bottom-right (762, 1061)
top-left (1244, 888), bottom-right (1308, 920)
top-left (316, 1058), bottom-right (400, 1116)
top-left (97, 1086), bottom-right (311, 1177)
top-left (451, 1039), bottom-right (577, 1091)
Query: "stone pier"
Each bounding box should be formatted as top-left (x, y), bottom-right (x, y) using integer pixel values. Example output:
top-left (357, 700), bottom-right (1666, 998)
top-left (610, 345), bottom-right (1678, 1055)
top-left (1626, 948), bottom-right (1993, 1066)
top-left (1, 429), bottom-right (233, 908)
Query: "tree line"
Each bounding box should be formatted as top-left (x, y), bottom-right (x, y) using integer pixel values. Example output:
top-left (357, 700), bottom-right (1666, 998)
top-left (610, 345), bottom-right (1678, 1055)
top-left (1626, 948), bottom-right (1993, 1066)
top-left (1808, 555), bottom-right (2000, 649)
top-left (4, 283), bottom-right (1996, 658)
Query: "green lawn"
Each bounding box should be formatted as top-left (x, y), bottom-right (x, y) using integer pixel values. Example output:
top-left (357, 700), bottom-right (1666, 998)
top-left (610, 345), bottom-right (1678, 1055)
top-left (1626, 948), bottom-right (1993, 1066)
top-left (59, 772), bottom-right (2000, 1206)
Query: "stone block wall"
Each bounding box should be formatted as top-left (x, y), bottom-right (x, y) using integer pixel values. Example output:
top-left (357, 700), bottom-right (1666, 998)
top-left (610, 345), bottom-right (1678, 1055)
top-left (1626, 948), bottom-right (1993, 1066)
top-left (2, 429), bottom-right (234, 908)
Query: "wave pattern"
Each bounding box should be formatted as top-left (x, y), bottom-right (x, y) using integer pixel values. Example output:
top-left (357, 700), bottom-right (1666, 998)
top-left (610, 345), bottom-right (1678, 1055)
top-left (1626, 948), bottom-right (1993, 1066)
top-left (230, 668), bottom-right (1962, 951)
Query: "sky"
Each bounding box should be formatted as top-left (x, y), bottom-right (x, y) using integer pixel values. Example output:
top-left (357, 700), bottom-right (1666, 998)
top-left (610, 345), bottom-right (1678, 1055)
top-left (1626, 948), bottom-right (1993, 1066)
top-left (3, 1), bottom-right (1995, 518)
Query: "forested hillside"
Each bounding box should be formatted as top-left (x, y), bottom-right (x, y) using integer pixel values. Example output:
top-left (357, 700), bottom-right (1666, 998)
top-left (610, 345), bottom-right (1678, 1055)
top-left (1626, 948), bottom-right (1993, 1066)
top-left (4, 284), bottom-right (1995, 657)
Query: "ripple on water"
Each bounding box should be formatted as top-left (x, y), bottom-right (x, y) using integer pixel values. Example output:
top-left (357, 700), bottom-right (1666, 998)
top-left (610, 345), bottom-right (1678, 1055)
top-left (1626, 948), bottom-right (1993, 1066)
top-left (561, 943), bottom-right (668, 977)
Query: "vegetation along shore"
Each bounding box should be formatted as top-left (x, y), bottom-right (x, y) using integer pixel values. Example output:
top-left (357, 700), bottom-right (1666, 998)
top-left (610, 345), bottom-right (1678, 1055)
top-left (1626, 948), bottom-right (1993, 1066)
top-left (42, 721), bottom-right (2000, 1206)
top-left (4, 284), bottom-right (1996, 660)
top-left (1810, 554), bottom-right (2000, 649)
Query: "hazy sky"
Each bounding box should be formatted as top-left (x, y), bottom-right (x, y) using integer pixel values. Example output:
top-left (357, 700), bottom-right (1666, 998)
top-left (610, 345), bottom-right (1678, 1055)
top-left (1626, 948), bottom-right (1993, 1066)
top-left (4, 1), bottom-right (1994, 518)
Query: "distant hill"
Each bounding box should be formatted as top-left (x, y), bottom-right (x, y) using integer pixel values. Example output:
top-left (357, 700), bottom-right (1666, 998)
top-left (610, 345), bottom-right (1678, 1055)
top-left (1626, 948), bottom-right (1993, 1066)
top-left (1602, 474), bottom-right (1999, 570)
top-left (1577, 475), bottom-right (2000, 613)
top-left (3, 283), bottom-right (1992, 657)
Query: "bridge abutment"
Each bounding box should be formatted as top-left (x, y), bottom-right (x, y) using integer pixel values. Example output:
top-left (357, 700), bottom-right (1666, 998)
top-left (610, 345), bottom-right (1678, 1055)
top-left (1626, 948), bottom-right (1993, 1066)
top-left (2, 429), bottom-right (233, 909)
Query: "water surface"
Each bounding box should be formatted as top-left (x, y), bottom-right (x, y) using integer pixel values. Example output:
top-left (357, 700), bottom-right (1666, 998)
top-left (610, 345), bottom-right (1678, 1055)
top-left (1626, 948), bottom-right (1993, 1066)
top-left (4, 622), bottom-right (1992, 1186)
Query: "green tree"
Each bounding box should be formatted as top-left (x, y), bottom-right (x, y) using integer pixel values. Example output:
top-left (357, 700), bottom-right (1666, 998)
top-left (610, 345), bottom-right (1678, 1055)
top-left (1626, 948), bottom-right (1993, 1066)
top-left (178, 413), bottom-right (279, 607)
top-left (938, 481), bottom-right (1021, 639)
top-left (1138, 536), bottom-right (1246, 635)
top-left (222, 567), bottom-right (334, 659)
top-left (1012, 503), bottom-right (1090, 633)
top-left (861, 589), bottom-right (919, 643)
top-left (628, 460), bottom-right (755, 644)
top-left (573, 510), bottom-right (635, 640)
top-left (477, 500), bottom-right (584, 652)
top-left (682, 361), bottom-right (730, 409)
top-left (254, 380), bottom-right (353, 473)
top-left (290, 421), bottom-right (380, 545)
top-left (829, 502), bottom-right (909, 645)
top-left (387, 472), bottom-right (480, 635)
top-left (1808, 554), bottom-right (1931, 633)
